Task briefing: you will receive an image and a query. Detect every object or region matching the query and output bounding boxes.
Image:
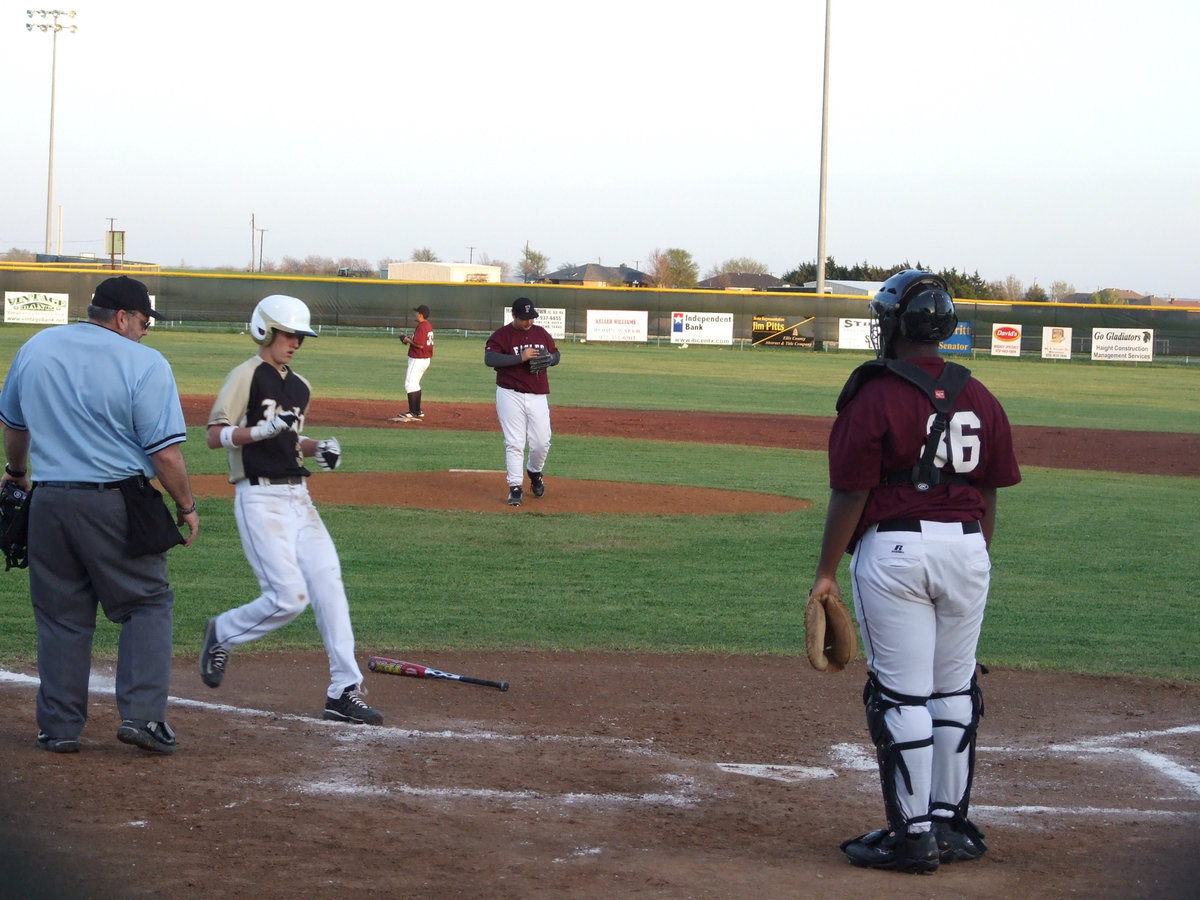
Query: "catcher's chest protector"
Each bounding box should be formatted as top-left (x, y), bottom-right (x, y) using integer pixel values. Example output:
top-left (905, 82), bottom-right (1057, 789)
top-left (836, 359), bottom-right (972, 491)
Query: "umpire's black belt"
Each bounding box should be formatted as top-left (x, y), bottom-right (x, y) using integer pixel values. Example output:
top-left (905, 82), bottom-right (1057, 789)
top-left (34, 480), bottom-right (123, 491)
top-left (246, 476), bottom-right (305, 486)
top-left (876, 519), bottom-right (981, 534)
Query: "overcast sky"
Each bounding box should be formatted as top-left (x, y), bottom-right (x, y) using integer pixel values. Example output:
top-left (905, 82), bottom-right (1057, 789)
top-left (4, 1), bottom-right (1198, 297)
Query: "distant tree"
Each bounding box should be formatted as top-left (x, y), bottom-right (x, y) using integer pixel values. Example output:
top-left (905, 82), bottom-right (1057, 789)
top-left (1092, 288), bottom-right (1127, 305)
top-left (475, 252), bottom-right (512, 283)
top-left (278, 255), bottom-right (336, 275)
top-left (1024, 282), bottom-right (1048, 302)
top-left (411, 247), bottom-right (439, 262)
top-left (993, 275), bottom-right (1023, 301)
top-left (704, 256), bottom-right (770, 279)
top-left (1049, 280), bottom-right (1075, 302)
top-left (647, 248), bottom-right (699, 289)
top-left (518, 244), bottom-right (550, 281)
top-left (2, 247), bottom-right (36, 261)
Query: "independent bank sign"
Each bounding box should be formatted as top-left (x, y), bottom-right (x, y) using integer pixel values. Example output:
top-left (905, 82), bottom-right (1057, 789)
top-left (4, 291), bottom-right (69, 325)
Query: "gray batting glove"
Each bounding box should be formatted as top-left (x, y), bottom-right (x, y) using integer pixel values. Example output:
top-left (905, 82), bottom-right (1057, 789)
top-left (248, 412), bottom-right (298, 442)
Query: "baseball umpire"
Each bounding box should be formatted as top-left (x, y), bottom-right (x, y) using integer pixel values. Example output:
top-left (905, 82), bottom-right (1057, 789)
top-left (199, 295), bottom-right (383, 725)
top-left (808, 270), bottom-right (1021, 873)
top-left (484, 297), bottom-right (560, 506)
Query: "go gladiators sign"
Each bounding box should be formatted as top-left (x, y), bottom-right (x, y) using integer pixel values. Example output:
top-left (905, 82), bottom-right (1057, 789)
top-left (1091, 329), bottom-right (1154, 362)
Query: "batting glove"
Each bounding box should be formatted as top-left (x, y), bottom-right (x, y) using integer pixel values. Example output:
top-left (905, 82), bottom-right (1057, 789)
top-left (249, 412), bottom-right (298, 442)
top-left (315, 437), bottom-right (341, 471)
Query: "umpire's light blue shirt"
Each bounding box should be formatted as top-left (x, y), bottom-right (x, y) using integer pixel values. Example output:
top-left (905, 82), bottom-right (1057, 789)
top-left (0, 322), bottom-right (187, 482)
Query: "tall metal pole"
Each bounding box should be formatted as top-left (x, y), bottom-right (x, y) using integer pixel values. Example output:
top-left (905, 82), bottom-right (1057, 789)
top-left (250, 213), bottom-right (256, 271)
top-left (815, 0), bottom-right (831, 295)
top-left (27, 10), bottom-right (78, 257)
top-left (257, 228), bottom-right (267, 272)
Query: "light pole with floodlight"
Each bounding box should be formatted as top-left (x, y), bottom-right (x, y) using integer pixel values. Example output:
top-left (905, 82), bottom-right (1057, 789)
top-left (26, 8), bottom-right (78, 257)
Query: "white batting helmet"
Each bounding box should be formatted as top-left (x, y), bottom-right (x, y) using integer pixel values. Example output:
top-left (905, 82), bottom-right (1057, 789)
top-left (249, 295), bottom-right (318, 345)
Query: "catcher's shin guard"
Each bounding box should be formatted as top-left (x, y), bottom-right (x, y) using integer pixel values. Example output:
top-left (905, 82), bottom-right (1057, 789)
top-left (928, 670), bottom-right (986, 845)
top-left (863, 672), bottom-right (934, 833)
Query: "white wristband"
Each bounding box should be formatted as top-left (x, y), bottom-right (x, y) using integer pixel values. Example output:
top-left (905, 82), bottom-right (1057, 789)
top-left (219, 425), bottom-right (237, 449)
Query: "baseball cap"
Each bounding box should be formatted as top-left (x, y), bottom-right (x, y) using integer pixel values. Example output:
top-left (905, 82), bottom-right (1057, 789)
top-left (413, 304), bottom-right (431, 317)
top-left (92, 275), bottom-right (161, 319)
top-left (511, 297), bottom-right (539, 319)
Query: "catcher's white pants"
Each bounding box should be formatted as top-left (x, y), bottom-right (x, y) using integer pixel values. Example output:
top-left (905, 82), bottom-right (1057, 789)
top-left (404, 356), bottom-right (431, 393)
top-left (850, 520), bottom-right (991, 828)
top-left (496, 387), bottom-right (551, 487)
top-left (215, 481), bottom-right (364, 698)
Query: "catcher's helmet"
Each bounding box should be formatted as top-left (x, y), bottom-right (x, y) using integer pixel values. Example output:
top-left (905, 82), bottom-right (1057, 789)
top-left (249, 295), bottom-right (318, 345)
top-left (870, 269), bottom-right (957, 357)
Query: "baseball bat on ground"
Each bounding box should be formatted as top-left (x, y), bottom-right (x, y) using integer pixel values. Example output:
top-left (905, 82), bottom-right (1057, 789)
top-left (368, 656), bottom-right (509, 691)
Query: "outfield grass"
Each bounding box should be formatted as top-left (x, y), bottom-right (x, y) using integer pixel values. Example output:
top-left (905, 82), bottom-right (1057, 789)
top-left (0, 329), bottom-right (1197, 679)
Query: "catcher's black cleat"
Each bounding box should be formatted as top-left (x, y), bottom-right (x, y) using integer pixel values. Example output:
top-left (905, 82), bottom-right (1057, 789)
top-left (841, 828), bottom-right (940, 874)
top-left (932, 820), bottom-right (986, 862)
top-left (199, 617), bottom-right (227, 688)
top-left (527, 470), bottom-right (545, 498)
top-left (507, 485), bottom-right (523, 506)
top-left (324, 686), bottom-right (383, 725)
top-left (36, 732), bottom-right (80, 753)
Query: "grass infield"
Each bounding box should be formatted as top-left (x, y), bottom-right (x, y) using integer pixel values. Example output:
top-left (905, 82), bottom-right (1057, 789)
top-left (0, 329), bottom-right (1196, 679)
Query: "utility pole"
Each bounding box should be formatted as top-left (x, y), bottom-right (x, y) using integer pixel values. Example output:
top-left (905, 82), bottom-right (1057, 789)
top-left (815, 0), bottom-right (831, 295)
top-left (250, 213), bottom-right (256, 271)
top-left (467, 246), bottom-right (475, 263)
top-left (256, 228), bottom-right (267, 273)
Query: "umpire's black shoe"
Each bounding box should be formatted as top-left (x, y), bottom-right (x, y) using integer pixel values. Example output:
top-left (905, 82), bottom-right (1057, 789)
top-left (199, 617), bottom-right (227, 688)
top-left (527, 470), bottom-right (545, 498)
top-left (36, 732), bottom-right (80, 753)
top-left (507, 485), bottom-right (523, 506)
top-left (324, 686), bottom-right (383, 726)
top-left (932, 820), bottom-right (987, 862)
top-left (841, 828), bottom-right (939, 873)
top-left (117, 719), bottom-right (178, 754)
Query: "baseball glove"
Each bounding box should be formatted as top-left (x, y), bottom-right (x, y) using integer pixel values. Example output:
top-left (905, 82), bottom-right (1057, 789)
top-left (528, 351), bottom-right (553, 374)
top-left (0, 481), bottom-right (31, 571)
top-left (805, 590), bottom-right (857, 672)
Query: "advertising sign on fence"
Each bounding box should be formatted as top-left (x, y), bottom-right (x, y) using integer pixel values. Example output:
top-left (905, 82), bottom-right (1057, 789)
top-left (991, 323), bottom-right (1022, 357)
top-left (940, 321), bottom-right (972, 356)
top-left (586, 309), bottom-right (648, 342)
top-left (4, 291), bottom-right (70, 325)
top-left (1091, 328), bottom-right (1154, 362)
top-left (1041, 326), bottom-right (1072, 360)
top-left (752, 315), bottom-right (813, 347)
top-left (837, 317), bottom-right (874, 350)
top-left (671, 311), bottom-right (733, 345)
top-left (504, 306), bottom-right (565, 339)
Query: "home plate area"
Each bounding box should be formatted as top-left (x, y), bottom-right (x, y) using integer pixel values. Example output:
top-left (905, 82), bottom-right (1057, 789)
top-left (2, 652), bottom-right (1199, 897)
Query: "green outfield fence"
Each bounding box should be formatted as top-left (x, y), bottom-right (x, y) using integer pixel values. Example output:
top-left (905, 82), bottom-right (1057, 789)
top-left (3, 263), bottom-right (1198, 357)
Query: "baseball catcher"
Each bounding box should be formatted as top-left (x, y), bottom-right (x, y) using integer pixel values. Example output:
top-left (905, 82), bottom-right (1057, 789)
top-left (805, 588), bottom-right (856, 672)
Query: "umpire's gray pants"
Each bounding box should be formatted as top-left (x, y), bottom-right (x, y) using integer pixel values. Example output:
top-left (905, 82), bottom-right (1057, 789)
top-left (29, 485), bottom-right (175, 740)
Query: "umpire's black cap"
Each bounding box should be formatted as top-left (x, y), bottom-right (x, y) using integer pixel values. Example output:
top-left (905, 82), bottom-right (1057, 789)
top-left (512, 297), bottom-right (538, 319)
top-left (92, 275), bottom-right (162, 319)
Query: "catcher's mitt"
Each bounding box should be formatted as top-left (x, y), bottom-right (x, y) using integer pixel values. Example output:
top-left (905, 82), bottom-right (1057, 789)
top-left (805, 590), bottom-right (857, 672)
top-left (528, 351), bottom-right (553, 374)
top-left (0, 481), bottom-right (31, 571)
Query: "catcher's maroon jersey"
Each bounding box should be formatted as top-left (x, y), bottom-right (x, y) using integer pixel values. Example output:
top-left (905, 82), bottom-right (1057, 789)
top-left (829, 356), bottom-right (1021, 544)
top-left (485, 322), bottom-right (557, 394)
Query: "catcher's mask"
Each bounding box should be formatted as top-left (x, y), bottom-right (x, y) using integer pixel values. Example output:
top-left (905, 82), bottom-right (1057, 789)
top-left (870, 270), bottom-right (957, 358)
top-left (250, 295), bottom-right (319, 346)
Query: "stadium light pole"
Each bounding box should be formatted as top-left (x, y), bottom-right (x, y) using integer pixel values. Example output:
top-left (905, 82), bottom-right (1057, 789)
top-left (26, 9), bottom-right (78, 257)
top-left (815, 0), bottom-right (831, 295)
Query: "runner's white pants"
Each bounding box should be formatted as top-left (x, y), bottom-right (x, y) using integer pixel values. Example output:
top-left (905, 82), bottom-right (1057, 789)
top-left (215, 481), bottom-right (363, 698)
top-left (496, 387), bottom-right (551, 487)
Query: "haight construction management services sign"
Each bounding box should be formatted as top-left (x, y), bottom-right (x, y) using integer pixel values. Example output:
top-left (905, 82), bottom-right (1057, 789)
top-left (1091, 328), bottom-right (1154, 362)
top-left (4, 291), bottom-right (70, 325)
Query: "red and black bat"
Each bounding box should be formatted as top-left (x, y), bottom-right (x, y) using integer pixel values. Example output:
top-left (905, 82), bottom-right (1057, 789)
top-left (368, 656), bottom-right (509, 691)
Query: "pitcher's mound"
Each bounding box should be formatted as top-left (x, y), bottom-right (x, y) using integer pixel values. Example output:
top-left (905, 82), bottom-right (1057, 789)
top-left (189, 472), bottom-right (810, 515)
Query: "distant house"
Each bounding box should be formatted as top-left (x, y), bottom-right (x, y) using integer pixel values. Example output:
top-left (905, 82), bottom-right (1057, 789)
top-left (697, 272), bottom-right (787, 291)
top-left (542, 263), bottom-right (650, 287)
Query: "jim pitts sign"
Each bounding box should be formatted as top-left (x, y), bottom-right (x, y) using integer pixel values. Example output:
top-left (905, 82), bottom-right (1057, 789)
top-left (1091, 328), bottom-right (1154, 362)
